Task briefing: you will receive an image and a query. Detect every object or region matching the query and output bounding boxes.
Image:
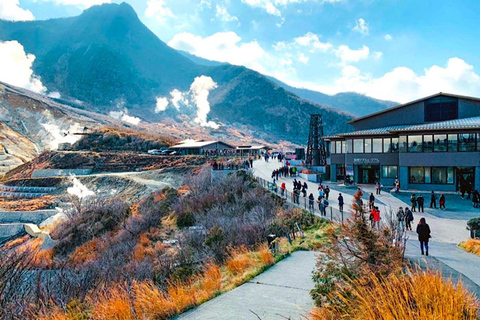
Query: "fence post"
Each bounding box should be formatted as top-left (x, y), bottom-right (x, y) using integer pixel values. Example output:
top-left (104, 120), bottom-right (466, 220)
top-left (330, 207), bottom-right (333, 221)
top-left (341, 210), bottom-right (344, 222)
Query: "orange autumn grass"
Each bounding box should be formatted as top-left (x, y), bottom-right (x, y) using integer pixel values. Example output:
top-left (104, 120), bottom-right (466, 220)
top-left (311, 270), bottom-right (479, 320)
top-left (43, 245), bottom-right (275, 320)
top-left (459, 239), bottom-right (480, 257)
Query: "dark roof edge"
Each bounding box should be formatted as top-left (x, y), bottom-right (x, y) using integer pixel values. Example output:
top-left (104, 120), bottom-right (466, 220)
top-left (348, 92), bottom-right (480, 124)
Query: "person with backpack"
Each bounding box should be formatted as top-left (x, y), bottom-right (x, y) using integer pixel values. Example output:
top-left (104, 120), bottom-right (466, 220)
top-left (416, 217), bottom-right (431, 256)
top-left (324, 186), bottom-right (330, 200)
top-left (397, 207), bottom-right (405, 231)
top-left (430, 191), bottom-right (437, 209)
top-left (371, 206), bottom-right (381, 229)
top-left (417, 194), bottom-right (425, 212)
top-left (405, 207), bottom-right (414, 231)
top-left (439, 193), bottom-right (446, 210)
top-left (338, 193), bottom-right (344, 213)
top-left (410, 194), bottom-right (417, 212)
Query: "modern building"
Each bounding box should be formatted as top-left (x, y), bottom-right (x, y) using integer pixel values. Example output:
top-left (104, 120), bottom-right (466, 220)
top-left (326, 93), bottom-right (480, 191)
top-left (236, 145), bottom-right (266, 157)
top-left (170, 140), bottom-right (235, 155)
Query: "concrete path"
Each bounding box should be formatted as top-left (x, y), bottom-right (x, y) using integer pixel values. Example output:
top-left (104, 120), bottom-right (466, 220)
top-left (176, 251), bottom-right (317, 320)
top-left (253, 160), bottom-right (480, 291)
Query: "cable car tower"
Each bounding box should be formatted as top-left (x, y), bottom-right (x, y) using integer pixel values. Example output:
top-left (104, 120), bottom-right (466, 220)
top-left (305, 114), bottom-right (327, 166)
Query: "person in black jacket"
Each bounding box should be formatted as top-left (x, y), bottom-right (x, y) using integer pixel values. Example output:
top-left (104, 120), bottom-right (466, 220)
top-left (416, 217), bottom-right (431, 256)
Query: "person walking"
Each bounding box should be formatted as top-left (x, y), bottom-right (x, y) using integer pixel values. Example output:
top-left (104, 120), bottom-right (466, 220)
top-left (473, 190), bottom-right (480, 208)
top-left (320, 198), bottom-right (329, 216)
top-left (318, 187), bottom-right (324, 199)
top-left (324, 186), bottom-right (330, 200)
top-left (369, 193), bottom-right (375, 210)
top-left (410, 193), bottom-right (417, 212)
top-left (439, 193), bottom-right (446, 210)
top-left (417, 194), bottom-right (425, 212)
top-left (308, 193), bottom-right (315, 211)
top-left (371, 206), bottom-right (381, 229)
top-left (416, 217), bottom-right (431, 256)
top-left (338, 193), bottom-right (344, 213)
top-left (376, 181), bottom-right (381, 195)
top-left (430, 191), bottom-right (437, 209)
top-left (280, 182), bottom-right (286, 197)
top-left (397, 207), bottom-right (405, 231)
top-left (405, 207), bottom-right (414, 231)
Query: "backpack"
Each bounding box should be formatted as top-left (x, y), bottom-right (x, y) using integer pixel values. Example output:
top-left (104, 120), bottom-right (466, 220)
top-left (323, 199), bottom-right (329, 207)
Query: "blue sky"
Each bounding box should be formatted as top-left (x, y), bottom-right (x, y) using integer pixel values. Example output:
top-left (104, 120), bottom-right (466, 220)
top-left (2, 0), bottom-right (480, 102)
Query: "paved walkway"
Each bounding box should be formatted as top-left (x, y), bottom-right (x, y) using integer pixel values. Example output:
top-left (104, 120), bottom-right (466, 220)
top-left (252, 160), bottom-right (480, 291)
top-left (176, 251), bottom-right (317, 320)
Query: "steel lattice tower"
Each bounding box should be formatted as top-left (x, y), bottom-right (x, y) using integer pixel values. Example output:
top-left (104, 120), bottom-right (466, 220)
top-left (305, 114), bottom-right (327, 166)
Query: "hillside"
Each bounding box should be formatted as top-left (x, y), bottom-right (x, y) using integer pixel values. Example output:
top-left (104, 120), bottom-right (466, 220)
top-left (0, 2), bottom-right (353, 144)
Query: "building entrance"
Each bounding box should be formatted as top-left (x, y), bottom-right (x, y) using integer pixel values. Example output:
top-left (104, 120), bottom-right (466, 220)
top-left (357, 165), bottom-right (380, 184)
top-left (456, 167), bottom-right (475, 193)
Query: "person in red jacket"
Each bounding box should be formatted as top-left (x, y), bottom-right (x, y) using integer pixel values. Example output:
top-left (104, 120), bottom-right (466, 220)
top-left (370, 206), bottom-right (381, 229)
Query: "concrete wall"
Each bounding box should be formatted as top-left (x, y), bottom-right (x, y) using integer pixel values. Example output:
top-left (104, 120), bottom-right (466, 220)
top-left (0, 210), bottom-right (57, 224)
top-left (32, 169), bottom-right (92, 178)
top-left (352, 101), bottom-right (425, 131)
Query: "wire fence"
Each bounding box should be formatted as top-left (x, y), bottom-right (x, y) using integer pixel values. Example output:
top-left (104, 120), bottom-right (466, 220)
top-left (255, 176), bottom-right (345, 223)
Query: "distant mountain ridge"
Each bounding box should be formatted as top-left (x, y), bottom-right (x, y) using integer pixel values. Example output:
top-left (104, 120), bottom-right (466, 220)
top-left (0, 2), bottom-right (354, 144)
top-left (178, 50), bottom-right (398, 117)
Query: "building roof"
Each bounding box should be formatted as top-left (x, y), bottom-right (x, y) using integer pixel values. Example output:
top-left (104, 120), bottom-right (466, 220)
top-left (391, 116), bottom-right (480, 133)
top-left (236, 145), bottom-right (266, 150)
top-left (348, 92), bottom-right (480, 124)
top-left (327, 116), bottom-right (480, 139)
top-left (170, 140), bottom-right (234, 149)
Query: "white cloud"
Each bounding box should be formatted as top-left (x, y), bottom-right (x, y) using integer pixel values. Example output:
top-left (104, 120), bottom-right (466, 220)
top-left (241, 0), bottom-right (341, 17)
top-left (328, 58), bottom-right (480, 103)
top-left (384, 34), bottom-right (393, 41)
top-left (37, 0), bottom-right (111, 9)
top-left (145, 0), bottom-right (175, 23)
top-left (298, 53), bottom-right (309, 64)
top-left (373, 51), bottom-right (383, 59)
top-left (0, 0), bottom-right (34, 21)
top-left (353, 18), bottom-right (369, 36)
top-left (169, 32), bottom-right (266, 68)
top-left (293, 32), bottom-right (332, 52)
top-left (334, 45), bottom-right (370, 63)
top-left (215, 4), bottom-right (240, 25)
top-left (155, 96), bottom-right (169, 112)
top-left (0, 40), bottom-right (46, 93)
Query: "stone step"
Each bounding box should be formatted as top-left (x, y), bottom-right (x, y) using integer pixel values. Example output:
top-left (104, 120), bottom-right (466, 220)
top-left (0, 210), bottom-right (58, 224)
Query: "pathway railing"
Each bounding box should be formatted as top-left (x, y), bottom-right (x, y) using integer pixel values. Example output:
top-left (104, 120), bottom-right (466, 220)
top-left (255, 176), bottom-right (345, 223)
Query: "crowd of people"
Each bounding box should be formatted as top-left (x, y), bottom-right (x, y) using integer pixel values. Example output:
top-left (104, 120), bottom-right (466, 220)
top-left (211, 158), bottom-right (254, 170)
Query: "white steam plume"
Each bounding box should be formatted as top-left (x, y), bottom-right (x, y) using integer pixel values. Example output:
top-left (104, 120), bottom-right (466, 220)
top-left (41, 122), bottom-right (83, 150)
top-left (190, 76), bottom-right (219, 129)
top-left (153, 76), bottom-right (220, 129)
top-left (47, 91), bottom-right (61, 99)
top-left (67, 176), bottom-right (95, 199)
top-left (0, 40), bottom-right (46, 93)
top-left (108, 109), bottom-right (141, 125)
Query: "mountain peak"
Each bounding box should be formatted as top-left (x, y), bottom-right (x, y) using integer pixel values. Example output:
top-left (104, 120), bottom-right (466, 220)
top-left (80, 2), bottom-right (138, 21)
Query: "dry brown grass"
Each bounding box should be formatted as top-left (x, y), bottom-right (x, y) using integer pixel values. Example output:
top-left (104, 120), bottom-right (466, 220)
top-left (70, 238), bottom-right (105, 265)
top-left (311, 270), bottom-right (479, 320)
top-left (459, 239), bottom-right (480, 257)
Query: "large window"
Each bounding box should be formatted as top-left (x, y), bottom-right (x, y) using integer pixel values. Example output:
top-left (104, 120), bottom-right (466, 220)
top-left (364, 139), bottom-right (372, 153)
top-left (423, 135), bottom-right (433, 152)
top-left (434, 134), bottom-right (447, 152)
top-left (424, 96), bottom-right (458, 122)
top-left (408, 135), bottom-right (423, 152)
top-left (410, 167), bottom-right (453, 184)
top-left (382, 166), bottom-right (398, 179)
top-left (342, 141), bottom-right (347, 154)
top-left (383, 138), bottom-right (391, 153)
top-left (459, 133), bottom-right (476, 152)
top-left (410, 167), bottom-right (425, 184)
top-left (336, 141), bottom-right (342, 154)
top-left (347, 140), bottom-right (353, 153)
top-left (399, 136), bottom-right (407, 153)
top-left (354, 139), bottom-right (363, 153)
top-left (391, 138), bottom-right (399, 152)
top-left (373, 138), bottom-right (382, 153)
top-left (448, 134), bottom-right (458, 152)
